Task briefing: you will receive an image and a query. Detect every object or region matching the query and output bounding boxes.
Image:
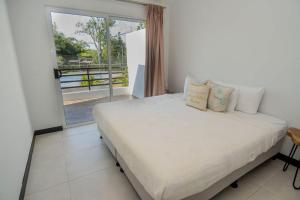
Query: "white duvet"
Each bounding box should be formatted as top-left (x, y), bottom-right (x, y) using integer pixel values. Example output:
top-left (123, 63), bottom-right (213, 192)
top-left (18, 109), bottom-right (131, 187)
top-left (93, 94), bottom-right (287, 200)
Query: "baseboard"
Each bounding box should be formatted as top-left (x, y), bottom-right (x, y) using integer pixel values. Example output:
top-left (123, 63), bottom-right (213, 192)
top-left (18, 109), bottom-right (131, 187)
top-left (19, 126), bottom-right (63, 199)
top-left (19, 134), bottom-right (36, 200)
top-left (34, 126), bottom-right (63, 135)
top-left (276, 153), bottom-right (300, 168)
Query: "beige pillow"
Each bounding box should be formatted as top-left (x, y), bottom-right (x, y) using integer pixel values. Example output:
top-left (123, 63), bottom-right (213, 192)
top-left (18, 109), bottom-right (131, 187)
top-left (207, 81), bottom-right (234, 112)
top-left (186, 83), bottom-right (210, 111)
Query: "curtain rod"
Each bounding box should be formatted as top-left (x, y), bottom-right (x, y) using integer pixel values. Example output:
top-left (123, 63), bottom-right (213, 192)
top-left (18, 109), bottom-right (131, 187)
top-left (114, 0), bottom-right (166, 9)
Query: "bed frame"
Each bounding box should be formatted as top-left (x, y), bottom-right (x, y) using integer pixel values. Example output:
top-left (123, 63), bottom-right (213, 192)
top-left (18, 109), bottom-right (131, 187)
top-left (99, 127), bottom-right (283, 200)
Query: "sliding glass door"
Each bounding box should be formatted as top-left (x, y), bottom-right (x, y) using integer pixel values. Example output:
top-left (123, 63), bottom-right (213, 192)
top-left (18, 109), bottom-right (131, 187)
top-left (50, 10), bottom-right (145, 126)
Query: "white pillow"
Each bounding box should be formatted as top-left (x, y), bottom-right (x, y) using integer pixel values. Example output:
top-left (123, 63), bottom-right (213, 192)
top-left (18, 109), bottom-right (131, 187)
top-left (183, 76), bottom-right (207, 100)
top-left (236, 86), bottom-right (265, 114)
top-left (211, 81), bottom-right (240, 112)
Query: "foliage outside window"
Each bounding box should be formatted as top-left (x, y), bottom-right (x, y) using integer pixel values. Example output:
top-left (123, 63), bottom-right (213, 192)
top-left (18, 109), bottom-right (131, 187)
top-left (80, 74), bottom-right (104, 87)
top-left (52, 16), bottom-right (144, 89)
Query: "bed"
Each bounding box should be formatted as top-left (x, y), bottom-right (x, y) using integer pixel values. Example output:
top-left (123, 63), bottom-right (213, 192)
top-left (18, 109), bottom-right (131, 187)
top-left (93, 93), bottom-right (287, 200)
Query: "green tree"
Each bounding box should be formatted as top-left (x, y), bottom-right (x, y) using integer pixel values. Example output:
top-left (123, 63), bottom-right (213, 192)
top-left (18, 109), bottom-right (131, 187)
top-left (110, 33), bottom-right (126, 65)
top-left (81, 74), bottom-right (104, 87)
top-left (53, 22), bottom-right (87, 57)
top-left (76, 18), bottom-right (115, 65)
top-left (136, 22), bottom-right (145, 30)
top-left (80, 49), bottom-right (98, 64)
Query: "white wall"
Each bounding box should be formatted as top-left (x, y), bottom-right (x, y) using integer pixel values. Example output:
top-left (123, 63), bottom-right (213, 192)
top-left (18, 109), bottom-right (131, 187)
top-left (0, 0), bottom-right (33, 199)
top-left (168, 0), bottom-right (300, 156)
top-left (6, 0), bottom-right (152, 130)
top-left (126, 29), bottom-right (146, 98)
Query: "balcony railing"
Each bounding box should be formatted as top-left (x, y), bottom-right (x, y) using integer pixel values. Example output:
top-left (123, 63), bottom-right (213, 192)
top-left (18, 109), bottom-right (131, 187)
top-left (58, 64), bottom-right (128, 90)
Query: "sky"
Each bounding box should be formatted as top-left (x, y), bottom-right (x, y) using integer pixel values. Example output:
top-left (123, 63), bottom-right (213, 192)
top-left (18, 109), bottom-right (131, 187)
top-left (51, 12), bottom-right (142, 50)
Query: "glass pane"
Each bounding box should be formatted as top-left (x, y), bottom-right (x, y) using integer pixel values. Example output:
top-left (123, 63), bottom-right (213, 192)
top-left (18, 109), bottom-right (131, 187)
top-left (51, 12), bottom-right (110, 125)
top-left (109, 19), bottom-right (145, 100)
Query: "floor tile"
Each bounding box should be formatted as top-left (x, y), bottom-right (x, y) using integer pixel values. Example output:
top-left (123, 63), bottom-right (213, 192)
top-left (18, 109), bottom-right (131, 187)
top-left (239, 159), bottom-right (282, 186)
top-left (62, 130), bottom-right (102, 155)
top-left (247, 187), bottom-right (281, 200)
top-left (25, 183), bottom-right (70, 200)
top-left (25, 155), bottom-right (68, 195)
top-left (35, 131), bottom-right (63, 144)
top-left (69, 167), bottom-right (140, 200)
top-left (33, 132), bottom-right (64, 160)
top-left (212, 178), bottom-right (259, 200)
top-left (263, 165), bottom-right (300, 200)
top-left (66, 145), bottom-right (115, 180)
top-left (62, 123), bottom-right (98, 137)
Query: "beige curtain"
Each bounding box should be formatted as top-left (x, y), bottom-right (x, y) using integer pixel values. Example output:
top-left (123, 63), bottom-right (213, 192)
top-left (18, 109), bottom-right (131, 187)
top-left (145, 5), bottom-right (166, 97)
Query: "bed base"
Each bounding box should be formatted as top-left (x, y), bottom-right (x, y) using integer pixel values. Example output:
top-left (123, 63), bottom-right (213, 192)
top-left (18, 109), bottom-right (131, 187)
top-left (99, 128), bottom-right (283, 200)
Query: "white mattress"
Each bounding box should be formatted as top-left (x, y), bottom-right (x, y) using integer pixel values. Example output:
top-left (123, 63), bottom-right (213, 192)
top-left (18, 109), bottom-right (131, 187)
top-left (93, 94), bottom-right (287, 200)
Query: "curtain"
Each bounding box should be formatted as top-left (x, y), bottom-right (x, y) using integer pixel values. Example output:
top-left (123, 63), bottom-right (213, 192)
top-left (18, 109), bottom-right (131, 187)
top-left (145, 5), bottom-right (166, 97)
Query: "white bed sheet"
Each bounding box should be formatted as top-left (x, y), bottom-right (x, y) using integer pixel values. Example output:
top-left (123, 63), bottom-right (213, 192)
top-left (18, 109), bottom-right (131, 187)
top-left (93, 94), bottom-right (287, 200)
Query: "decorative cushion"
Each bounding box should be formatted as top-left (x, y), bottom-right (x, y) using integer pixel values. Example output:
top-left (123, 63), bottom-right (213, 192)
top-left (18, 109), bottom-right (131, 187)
top-left (183, 76), bottom-right (207, 100)
top-left (185, 83), bottom-right (210, 111)
top-left (212, 81), bottom-right (240, 112)
top-left (236, 86), bottom-right (265, 114)
top-left (207, 81), bottom-right (234, 112)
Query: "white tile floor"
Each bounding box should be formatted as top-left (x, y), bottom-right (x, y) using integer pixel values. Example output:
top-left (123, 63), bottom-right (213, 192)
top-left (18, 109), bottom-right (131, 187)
top-left (25, 123), bottom-right (300, 200)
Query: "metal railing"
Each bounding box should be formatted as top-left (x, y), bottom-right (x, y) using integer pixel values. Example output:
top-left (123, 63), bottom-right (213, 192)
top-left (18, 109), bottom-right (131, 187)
top-left (58, 65), bottom-right (128, 90)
